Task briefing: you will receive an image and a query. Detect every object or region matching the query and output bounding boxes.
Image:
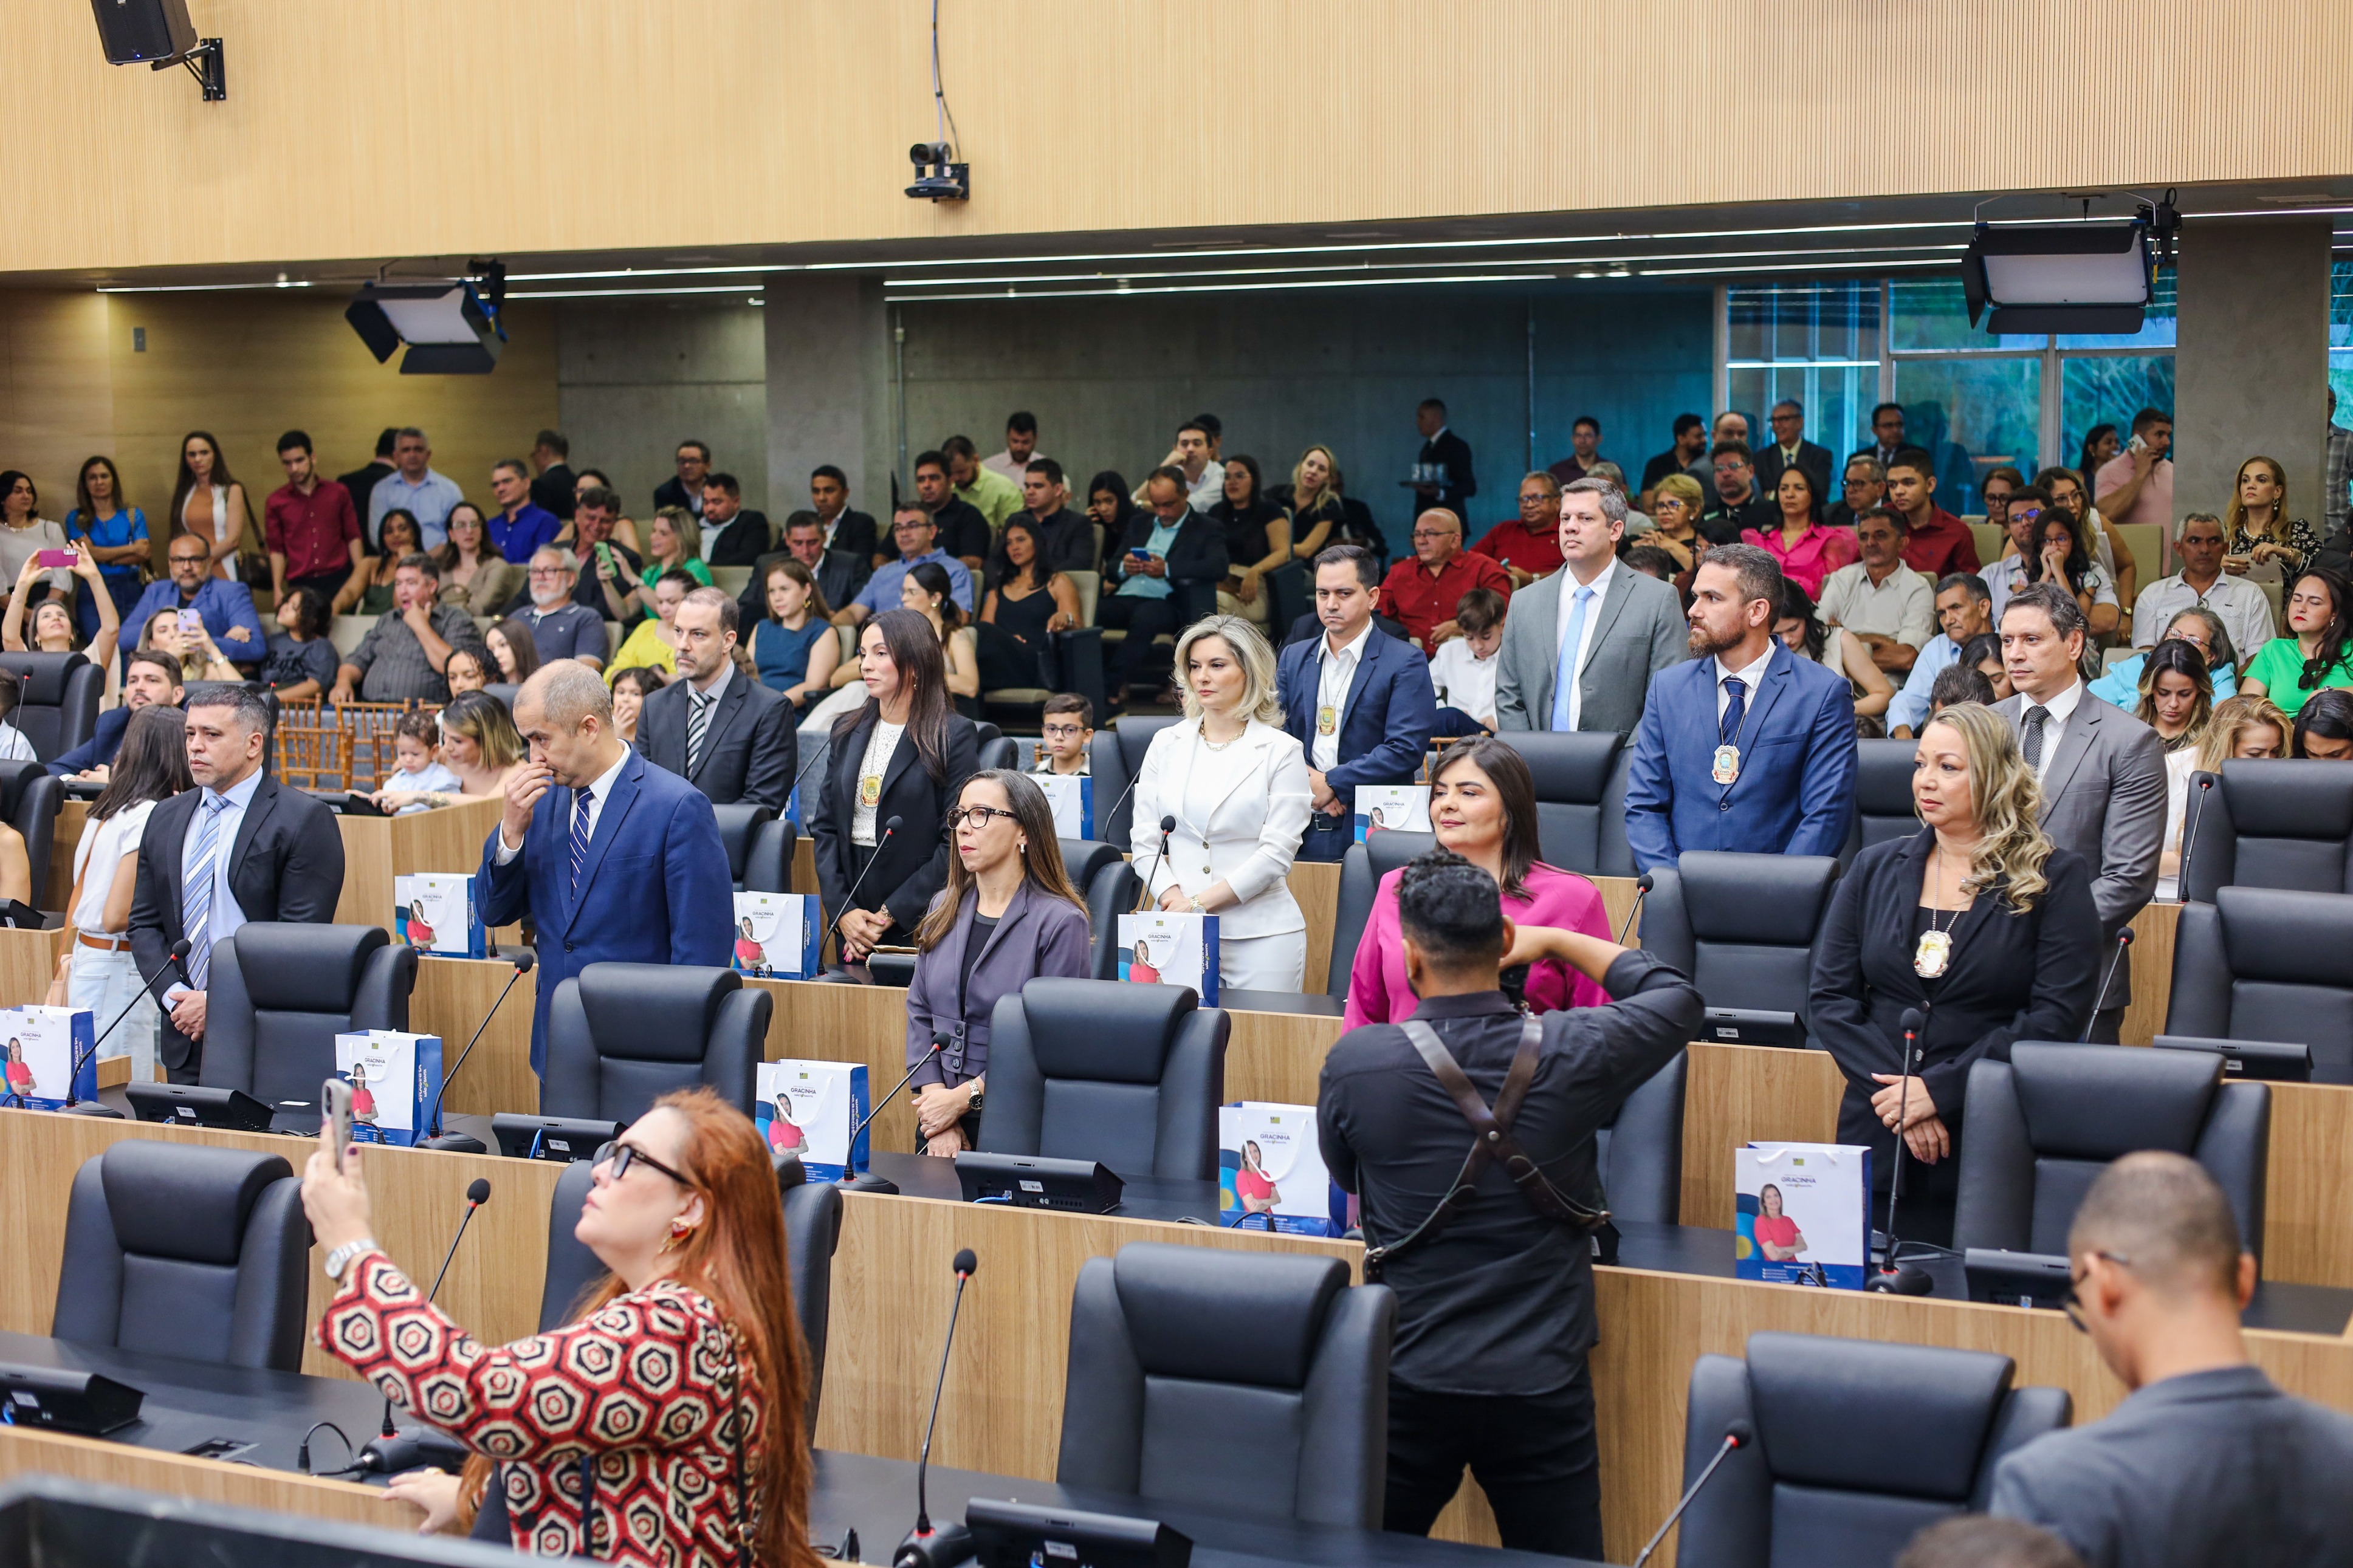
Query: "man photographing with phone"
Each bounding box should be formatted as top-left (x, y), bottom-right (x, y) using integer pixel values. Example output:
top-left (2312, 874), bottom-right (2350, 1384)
top-left (125, 536), bottom-right (267, 673)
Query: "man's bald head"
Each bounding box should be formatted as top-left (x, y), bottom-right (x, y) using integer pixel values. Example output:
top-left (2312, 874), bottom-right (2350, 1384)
top-left (2069, 1151), bottom-right (2245, 1299)
top-left (521, 659), bottom-right (613, 731)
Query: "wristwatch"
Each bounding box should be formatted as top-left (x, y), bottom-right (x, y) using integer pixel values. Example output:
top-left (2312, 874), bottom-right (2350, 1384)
top-left (964, 1083), bottom-right (985, 1116)
top-left (323, 1238), bottom-right (377, 1282)
top-left (1187, 896), bottom-right (1205, 915)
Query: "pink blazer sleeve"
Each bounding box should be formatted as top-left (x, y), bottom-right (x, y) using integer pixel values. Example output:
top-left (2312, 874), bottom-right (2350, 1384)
top-left (1341, 877), bottom-right (1403, 1031)
top-left (1517, 865), bottom-right (1614, 1015)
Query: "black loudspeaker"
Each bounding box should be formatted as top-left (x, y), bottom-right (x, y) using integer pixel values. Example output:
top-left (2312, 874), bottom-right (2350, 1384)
top-left (0, 1366), bottom-right (143, 1436)
top-left (88, 0), bottom-right (196, 64)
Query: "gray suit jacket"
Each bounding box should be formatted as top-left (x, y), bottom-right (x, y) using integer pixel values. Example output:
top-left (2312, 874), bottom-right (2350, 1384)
top-left (1994, 685), bottom-right (2166, 1008)
top-left (1494, 562), bottom-right (1687, 734)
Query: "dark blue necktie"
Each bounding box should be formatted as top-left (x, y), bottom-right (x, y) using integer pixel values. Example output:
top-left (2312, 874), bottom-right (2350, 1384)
top-left (1720, 676), bottom-right (1748, 744)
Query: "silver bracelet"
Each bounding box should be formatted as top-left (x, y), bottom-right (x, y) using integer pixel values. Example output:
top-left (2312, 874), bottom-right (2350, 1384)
top-left (323, 1238), bottom-right (377, 1282)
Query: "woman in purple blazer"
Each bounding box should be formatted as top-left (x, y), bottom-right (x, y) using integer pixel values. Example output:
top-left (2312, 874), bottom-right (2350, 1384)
top-left (1344, 736), bottom-right (1612, 1028)
top-left (904, 769), bottom-right (1093, 1155)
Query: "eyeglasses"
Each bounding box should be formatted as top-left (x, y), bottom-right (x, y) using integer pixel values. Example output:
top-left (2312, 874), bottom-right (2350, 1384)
top-left (946, 804), bottom-right (1020, 830)
top-left (1041, 724), bottom-right (1087, 741)
top-left (2060, 1250), bottom-right (2132, 1332)
top-left (596, 1141), bottom-right (691, 1186)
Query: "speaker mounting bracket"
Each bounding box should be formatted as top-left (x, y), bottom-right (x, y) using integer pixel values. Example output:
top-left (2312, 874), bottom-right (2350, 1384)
top-left (151, 37), bottom-right (225, 102)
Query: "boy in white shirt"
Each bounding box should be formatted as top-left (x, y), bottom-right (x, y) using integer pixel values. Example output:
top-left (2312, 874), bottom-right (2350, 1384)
top-left (1031, 693), bottom-right (1093, 775)
top-left (1429, 587), bottom-right (1505, 732)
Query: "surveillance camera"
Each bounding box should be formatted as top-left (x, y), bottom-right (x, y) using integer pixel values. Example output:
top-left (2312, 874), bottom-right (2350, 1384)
top-left (910, 142), bottom-right (951, 168)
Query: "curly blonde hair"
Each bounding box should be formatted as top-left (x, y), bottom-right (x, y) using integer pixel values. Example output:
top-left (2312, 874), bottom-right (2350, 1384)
top-left (1919, 701), bottom-right (2053, 914)
top-left (1170, 614), bottom-right (1283, 725)
top-left (2193, 694), bottom-right (2290, 773)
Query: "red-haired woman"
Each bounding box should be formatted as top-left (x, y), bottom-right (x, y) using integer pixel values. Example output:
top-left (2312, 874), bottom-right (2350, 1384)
top-left (302, 1087), bottom-right (819, 1567)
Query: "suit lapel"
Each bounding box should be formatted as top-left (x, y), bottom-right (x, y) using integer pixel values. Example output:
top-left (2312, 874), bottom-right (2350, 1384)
top-left (1729, 645), bottom-right (1796, 770)
top-left (877, 722), bottom-right (918, 802)
top-left (224, 777), bottom-right (280, 912)
top-left (1575, 572), bottom-right (1634, 698)
top-left (564, 753), bottom-right (642, 934)
top-left (690, 677), bottom-right (748, 781)
top-left (2038, 695), bottom-right (2101, 820)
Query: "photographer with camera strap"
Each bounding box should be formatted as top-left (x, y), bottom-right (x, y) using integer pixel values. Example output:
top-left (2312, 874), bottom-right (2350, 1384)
top-left (1318, 849), bottom-right (1700, 1560)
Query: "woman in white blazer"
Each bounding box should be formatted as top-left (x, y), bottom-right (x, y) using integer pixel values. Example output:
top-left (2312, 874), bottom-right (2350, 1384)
top-left (1129, 614), bottom-right (1314, 992)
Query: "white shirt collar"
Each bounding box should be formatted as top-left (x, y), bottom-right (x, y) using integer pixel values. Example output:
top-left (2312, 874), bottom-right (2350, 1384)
top-left (1714, 642), bottom-right (1777, 691)
top-left (580, 744), bottom-right (630, 807)
top-left (2023, 677), bottom-right (2086, 725)
top-left (1565, 552), bottom-right (1618, 593)
top-left (1320, 620), bottom-right (1375, 665)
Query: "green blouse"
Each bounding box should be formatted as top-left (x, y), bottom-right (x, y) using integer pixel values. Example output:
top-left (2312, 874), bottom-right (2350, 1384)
top-left (2243, 636), bottom-right (2353, 716)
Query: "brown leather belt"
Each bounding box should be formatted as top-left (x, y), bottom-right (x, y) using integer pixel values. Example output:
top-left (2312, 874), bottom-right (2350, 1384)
top-left (75, 931), bottom-right (132, 953)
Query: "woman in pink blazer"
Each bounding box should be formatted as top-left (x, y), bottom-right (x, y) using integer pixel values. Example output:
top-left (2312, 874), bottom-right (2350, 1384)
top-left (1344, 737), bottom-right (1612, 1028)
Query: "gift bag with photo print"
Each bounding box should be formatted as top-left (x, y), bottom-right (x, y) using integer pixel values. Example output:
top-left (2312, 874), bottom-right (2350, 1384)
top-left (0, 1005), bottom-right (94, 1110)
top-left (1116, 912), bottom-right (1218, 1005)
top-left (334, 1030), bottom-right (444, 1148)
top-left (1034, 773), bottom-right (1093, 839)
top-left (732, 891), bottom-right (821, 979)
top-left (1354, 784), bottom-right (1432, 841)
top-left (1219, 1101), bottom-right (1345, 1236)
top-left (394, 874), bottom-right (485, 959)
top-left (757, 1059), bottom-right (870, 1180)
top-left (1734, 1142), bottom-right (1872, 1289)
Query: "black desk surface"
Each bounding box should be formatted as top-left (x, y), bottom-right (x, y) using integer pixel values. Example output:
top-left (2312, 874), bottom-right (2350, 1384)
top-left (860, 1155), bottom-right (2353, 1335)
top-left (810, 1448), bottom-right (1594, 1568)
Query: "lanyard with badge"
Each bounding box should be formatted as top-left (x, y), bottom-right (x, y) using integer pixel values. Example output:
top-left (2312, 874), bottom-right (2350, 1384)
top-left (1317, 643), bottom-right (1352, 738)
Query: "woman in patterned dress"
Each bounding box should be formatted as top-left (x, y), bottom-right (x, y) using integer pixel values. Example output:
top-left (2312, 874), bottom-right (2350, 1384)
top-left (303, 1087), bottom-right (819, 1567)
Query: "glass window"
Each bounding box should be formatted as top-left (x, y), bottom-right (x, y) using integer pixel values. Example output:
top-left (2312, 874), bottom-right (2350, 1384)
top-left (2331, 259), bottom-right (2353, 410)
top-left (1726, 282), bottom-right (1880, 457)
top-left (2061, 357), bottom-right (2176, 482)
top-left (2056, 271), bottom-right (2176, 351)
top-left (1889, 357), bottom-right (2043, 516)
top-left (1890, 278), bottom-right (2045, 353)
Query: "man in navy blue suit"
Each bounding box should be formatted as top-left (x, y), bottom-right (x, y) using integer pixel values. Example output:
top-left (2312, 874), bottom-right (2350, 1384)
top-left (1625, 543), bottom-right (1857, 872)
top-left (1279, 545), bottom-right (1437, 863)
top-left (478, 659), bottom-right (733, 1077)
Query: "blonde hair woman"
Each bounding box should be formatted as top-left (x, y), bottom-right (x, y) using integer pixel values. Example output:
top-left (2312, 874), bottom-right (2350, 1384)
top-left (2221, 455), bottom-right (2320, 579)
top-left (1125, 615), bottom-right (1313, 991)
top-left (1648, 473), bottom-right (1706, 573)
top-left (1277, 445), bottom-right (1350, 560)
top-left (1809, 701), bottom-right (2102, 1247)
top-left (2157, 693), bottom-right (2289, 900)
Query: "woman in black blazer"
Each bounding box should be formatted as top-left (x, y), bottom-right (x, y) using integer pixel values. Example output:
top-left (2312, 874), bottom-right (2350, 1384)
top-left (813, 607), bottom-right (978, 963)
top-left (1809, 701), bottom-right (2101, 1246)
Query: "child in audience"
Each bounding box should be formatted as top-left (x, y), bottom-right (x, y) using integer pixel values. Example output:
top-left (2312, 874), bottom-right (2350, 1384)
top-left (0, 669), bottom-right (36, 763)
top-left (381, 711), bottom-right (461, 813)
top-left (1032, 692), bottom-right (1093, 775)
top-left (1428, 587), bottom-right (1504, 732)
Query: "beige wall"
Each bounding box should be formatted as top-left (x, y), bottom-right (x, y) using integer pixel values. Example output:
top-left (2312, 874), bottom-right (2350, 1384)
top-left (2, 1), bottom-right (2348, 275)
top-left (0, 291), bottom-right (558, 554)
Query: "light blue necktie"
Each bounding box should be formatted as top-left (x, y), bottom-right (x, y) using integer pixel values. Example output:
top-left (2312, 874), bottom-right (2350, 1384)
top-left (180, 794), bottom-right (231, 990)
top-left (1550, 586), bottom-right (1596, 730)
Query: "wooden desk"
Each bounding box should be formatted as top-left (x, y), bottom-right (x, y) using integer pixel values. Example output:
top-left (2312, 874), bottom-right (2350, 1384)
top-left (44, 799), bottom-right (86, 914)
top-left (331, 796), bottom-right (521, 945)
top-left (1288, 860), bottom-right (1339, 988)
top-left (0, 1426), bottom-right (402, 1530)
top-left (410, 955), bottom-right (540, 1117)
top-left (0, 925), bottom-right (67, 1008)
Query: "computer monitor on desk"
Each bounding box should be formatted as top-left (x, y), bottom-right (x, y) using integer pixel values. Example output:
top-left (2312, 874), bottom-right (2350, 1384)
top-left (124, 1083), bottom-right (273, 1133)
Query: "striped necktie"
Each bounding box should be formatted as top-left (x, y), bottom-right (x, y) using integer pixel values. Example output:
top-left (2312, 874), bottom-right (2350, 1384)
top-left (687, 687), bottom-right (713, 776)
top-left (569, 789), bottom-right (594, 893)
top-left (180, 793), bottom-right (232, 991)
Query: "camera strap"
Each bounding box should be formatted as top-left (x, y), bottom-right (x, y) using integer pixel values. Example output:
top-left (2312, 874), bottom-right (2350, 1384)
top-left (1362, 1017), bottom-right (1610, 1282)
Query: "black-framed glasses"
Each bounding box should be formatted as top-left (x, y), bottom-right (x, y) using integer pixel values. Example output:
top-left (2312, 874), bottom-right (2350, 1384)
top-left (2061, 1249), bottom-right (2133, 1332)
top-left (596, 1141), bottom-right (691, 1186)
top-left (947, 804), bottom-right (1019, 831)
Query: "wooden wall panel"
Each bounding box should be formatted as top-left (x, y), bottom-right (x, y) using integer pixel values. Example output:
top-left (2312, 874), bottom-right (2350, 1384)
top-left (1288, 860), bottom-right (1340, 992)
top-left (1680, 1043), bottom-right (1844, 1230)
top-left (1, 2), bottom-right (2348, 272)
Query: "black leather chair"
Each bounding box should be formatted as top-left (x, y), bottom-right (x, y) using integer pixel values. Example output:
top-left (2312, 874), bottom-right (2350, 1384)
top-left (2167, 886), bottom-right (2353, 1081)
top-left (1060, 838), bottom-right (1141, 981)
top-left (202, 925), bottom-right (416, 1116)
top-left (1640, 852), bottom-right (1844, 1032)
top-left (977, 977), bottom-right (1228, 1180)
top-left (1056, 1242), bottom-right (1394, 1529)
top-left (538, 1152), bottom-right (842, 1433)
top-left (53, 1139), bottom-right (311, 1372)
top-left (1675, 1332), bottom-right (2070, 1567)
top-left (1599, 1051), bottom-right (1687, 1224)
top-left (970, 721), bottom-right (1018, 775)
top-left (1844, 738), bottom-right (1918, 861)
top-left (1098, 715), bottom-right (1181, 850)
top-left (1953, 1042), bottom-right (2269, 1264)
top-left (1326, 830), bottom-right (1436, 996)
top-left (541, 964), bottom-right (769, 1123)
top-left (1493, 731), bottom-right (1633, 876)
top-left (0, 651), bottom-right (100, 762)
top-left (711, 802), bottom-right (775, 888)
top-left (0, 760), bottom-right (60, 911)
top-left (744, 817), bottom-right (794, 894)
top-left (2179, 759), bottom-right (2353, 902)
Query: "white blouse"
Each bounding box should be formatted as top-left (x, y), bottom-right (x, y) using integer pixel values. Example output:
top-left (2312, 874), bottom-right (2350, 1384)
top-left (851, 719), bottom-right (905, 847)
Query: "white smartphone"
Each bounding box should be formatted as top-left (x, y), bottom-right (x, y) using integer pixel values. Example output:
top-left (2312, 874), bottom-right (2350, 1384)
top-left (323, 1077), bottom-right (354, 1173)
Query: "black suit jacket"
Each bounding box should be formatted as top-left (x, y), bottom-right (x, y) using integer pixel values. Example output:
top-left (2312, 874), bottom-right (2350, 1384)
top-left (704, 509), bottom-right (775, 567)
top-left (1029, 508), bottom-right (1097, 575)
top-left (1107, 510), bottom-right (1229, 620)
top-left (128, 776), bottom-right (347, 1078)
top-left (823, 509), bottom-right (880, 567)
top-left (636, 667), bottom-right (797, 810)
top-left (1807, 829), bottom-right (2100, 1200)
top-left (531, 464), bottom-right (576, 521)
top-left (1417, 430), bottom-right (1477, 516)
top-left (336, 462), bottom-right (394, 548)
top-left (653, 477), bottom-right (704, 518)
top-left (1756, 440), bottom-right (1835, 502)
top-left (812, 710), bottom-right (979, 933)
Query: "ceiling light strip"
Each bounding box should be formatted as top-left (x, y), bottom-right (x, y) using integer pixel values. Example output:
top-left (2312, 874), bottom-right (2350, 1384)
top-left (884, 272), bottom-right (1544, 302)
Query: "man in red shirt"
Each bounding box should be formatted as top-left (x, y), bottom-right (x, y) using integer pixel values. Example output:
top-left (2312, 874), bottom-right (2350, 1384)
top-left (1886, 448), bottom-right (1980, 578)
top-left (1381, 508), bottom-right (1512, 653)
top-left (264, 430), bottom-right (363, 606)
top-left (1472, 473), bottom-right (1568, 587)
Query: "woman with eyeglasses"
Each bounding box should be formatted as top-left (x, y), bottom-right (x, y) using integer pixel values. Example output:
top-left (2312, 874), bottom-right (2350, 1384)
top-left (2239, 567), bottom-right (2353, 717)
top-left (302, 1087), bottom-right (820, 1567)
top-left (901, 770), bottom-right (1092, 1157)
top-left (2088, 607), bottom-right (2238, 708)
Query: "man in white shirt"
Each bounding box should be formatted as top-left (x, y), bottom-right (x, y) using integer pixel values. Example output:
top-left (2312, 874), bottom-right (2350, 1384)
top-left (1816, 507), bottom-right (1936, 674)
top-left (2132, 512), bottom-right (2275, 667)
top-left (1887, 572), bottom-right (1994, 738)
top-left (981, 411), bottom-right (1046, 487)
top-left (1493, 479), bottom-right (1683, 733)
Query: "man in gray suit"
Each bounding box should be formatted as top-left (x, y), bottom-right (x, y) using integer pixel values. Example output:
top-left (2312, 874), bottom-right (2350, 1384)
top-left (1994, 581), bottom-right (2166, 1041)
top-left (1495, 477), bottom-right (1685, 733)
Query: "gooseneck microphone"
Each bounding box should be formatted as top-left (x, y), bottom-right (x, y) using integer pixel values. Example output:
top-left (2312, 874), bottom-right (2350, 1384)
top-left (357, 1179), bottom-right (492, 1474)
top-left (836, 1034), bottom-right (952, 1196)
top-left (828, 815), bottom-right (903, 960)
top-left (1132, 814), bottom-right (1176, 914)
top-left (417, 952), bottom-right (535, 1153)
top-left (1094, 765), bottom-right (1145, 849)
top-left (2079, 927), bottom-right (2135, 1042)
top-left (2176, 773), bottom-right (2216, 899)
top-left (61, 939), bottom-right (191, 1118)
top-left (895, 1250), bottom-right (979, 1568)
top-left (1615, 872), bottom-right (1654, 947)
top-left (1867, 1008), bottom-right (1932, 1296)
top-left (1632, 1420), bottom-right (1754, 1567)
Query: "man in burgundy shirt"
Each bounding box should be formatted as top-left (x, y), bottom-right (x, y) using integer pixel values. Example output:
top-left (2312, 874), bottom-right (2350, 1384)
top-left (1381, 508), bottom-right (1512, 654)
top-left (1472, 472), bottom-right (1568, 587)
top-left (1887, 447), bottom-right (1980, 578)
top-left (265, 430), bottom-right (362, 606)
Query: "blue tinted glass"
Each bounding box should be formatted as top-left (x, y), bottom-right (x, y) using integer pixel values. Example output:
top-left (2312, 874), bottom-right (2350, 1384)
top-left (1891, 278), bottom-right (2045, 352)
top-left (2056, 272), bottom-right (2177, 350)
top-left (2061, 358), bottom-right (2175, 484)
top-left (1889, 357), bottom-right (2043, 515)
top-left (2332, 260), bottom-right (2353, 409)
top-left (1726, 282), bottom-right (1881, 454)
